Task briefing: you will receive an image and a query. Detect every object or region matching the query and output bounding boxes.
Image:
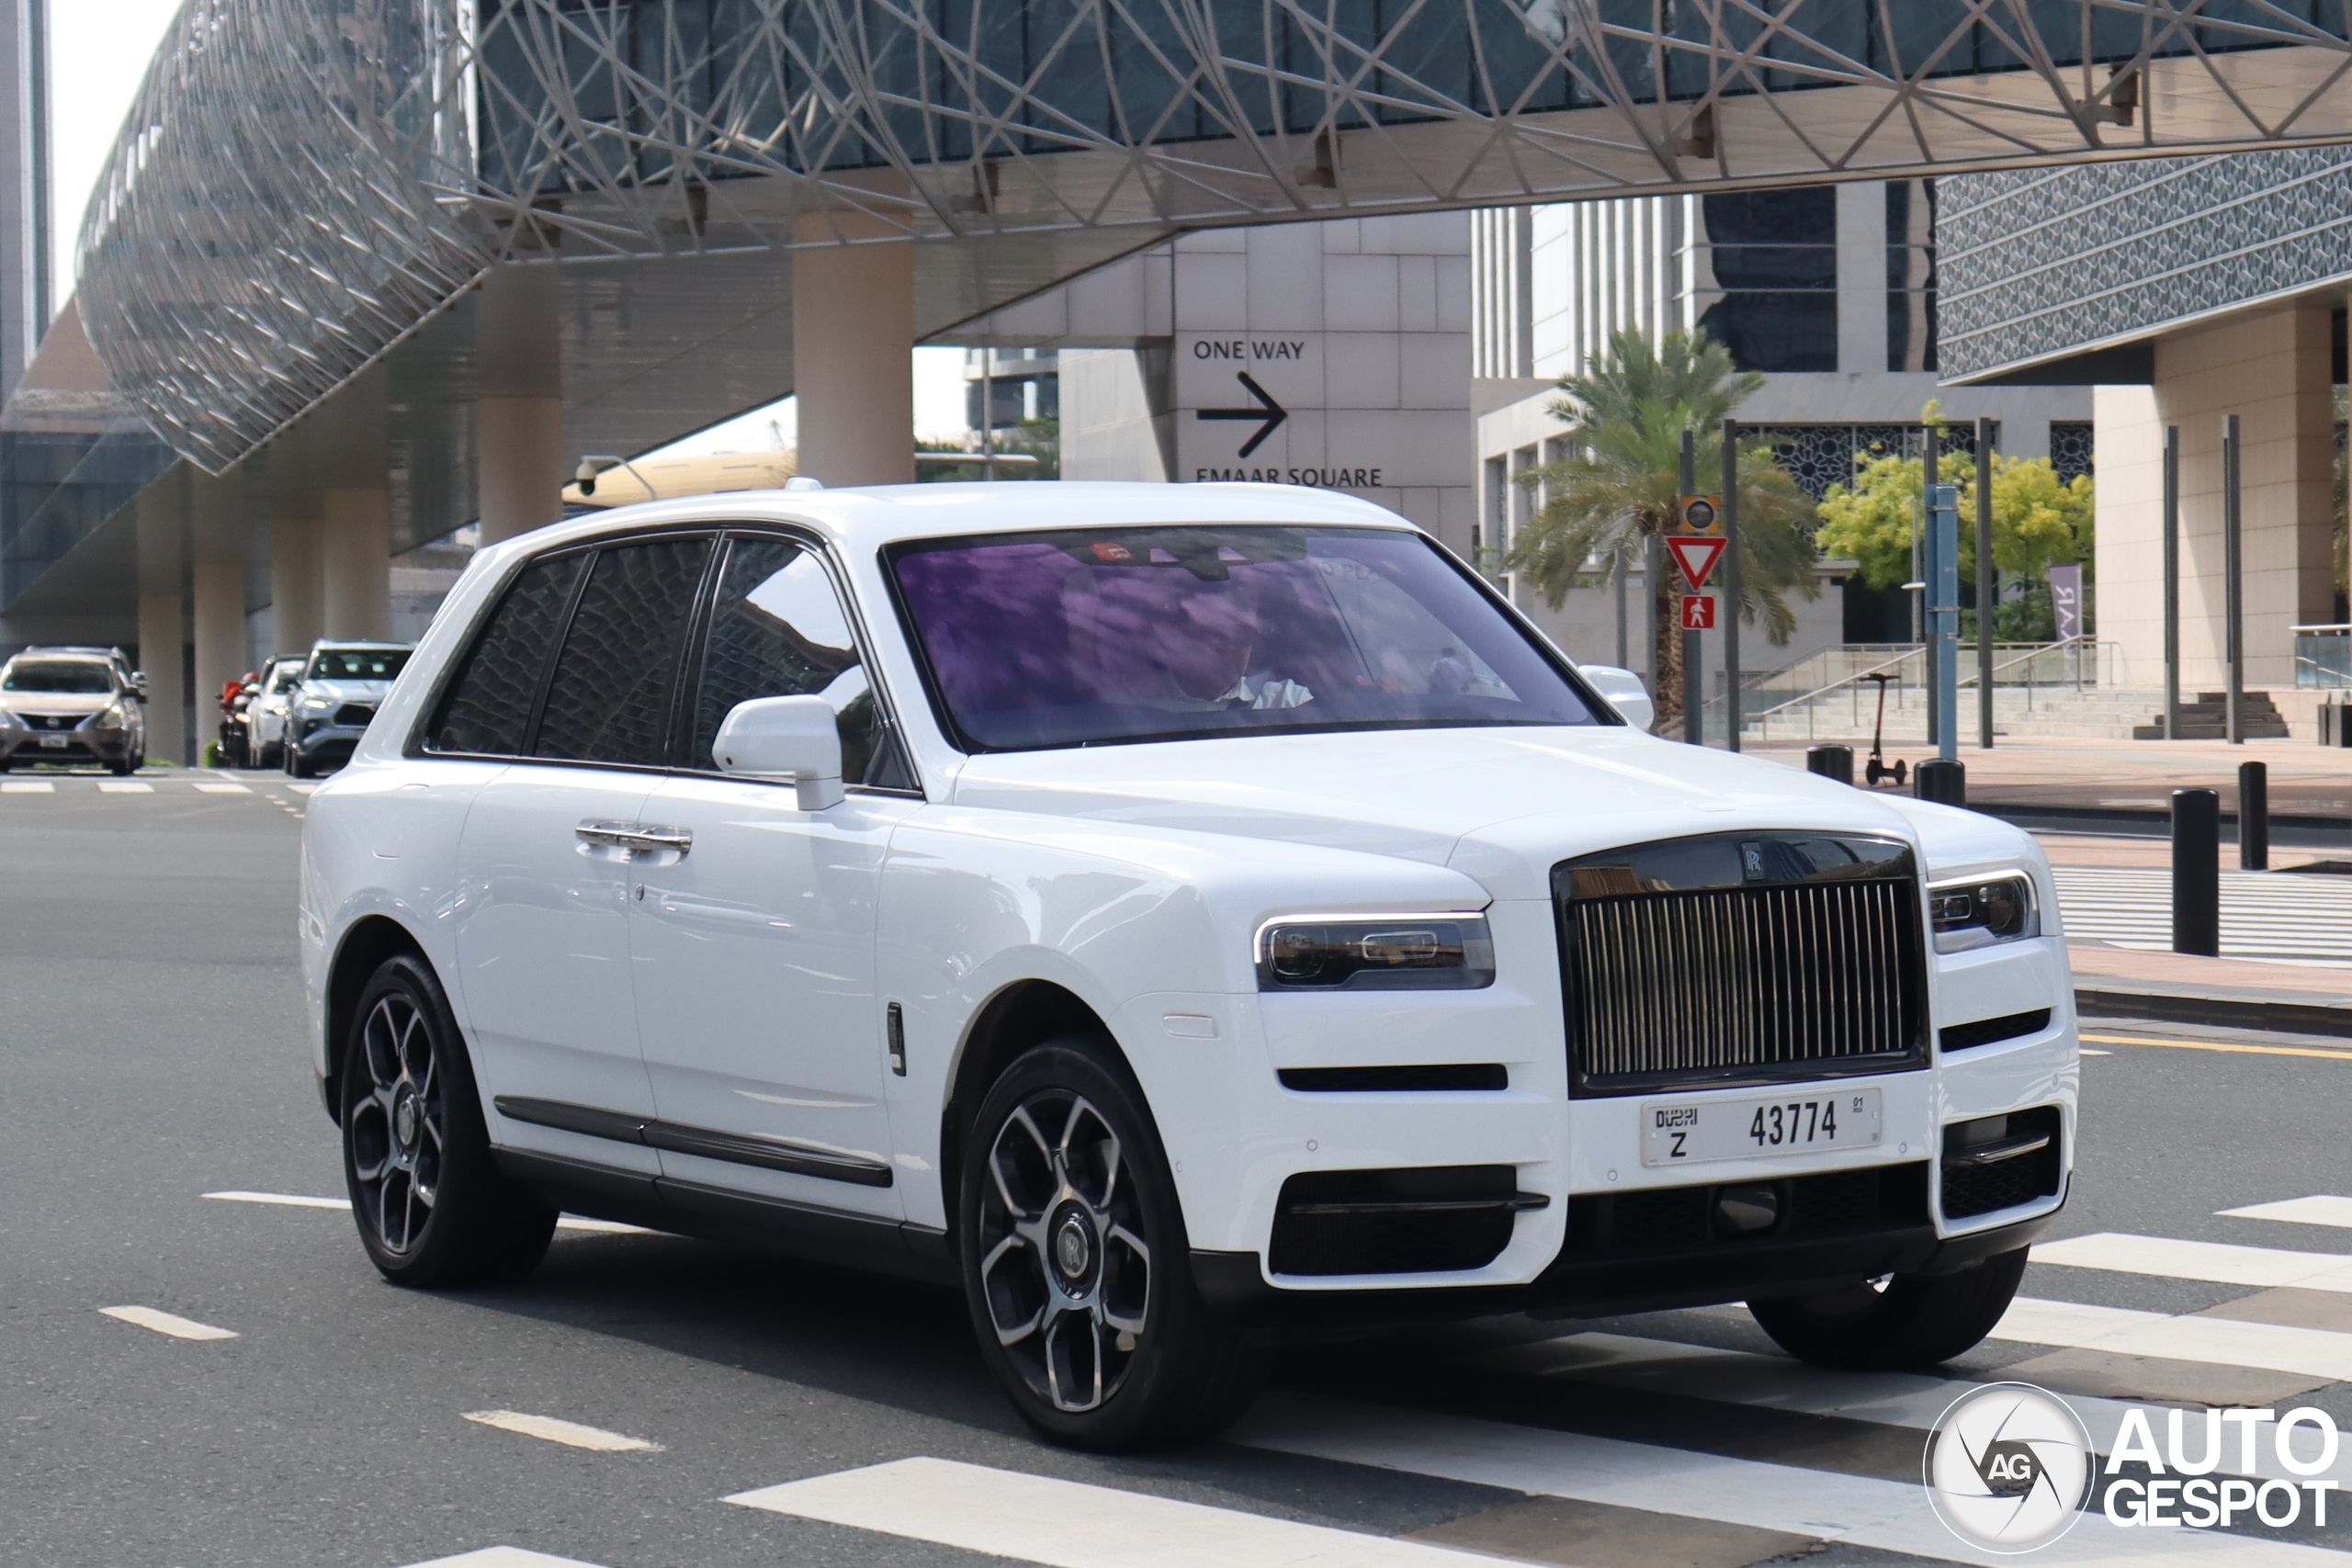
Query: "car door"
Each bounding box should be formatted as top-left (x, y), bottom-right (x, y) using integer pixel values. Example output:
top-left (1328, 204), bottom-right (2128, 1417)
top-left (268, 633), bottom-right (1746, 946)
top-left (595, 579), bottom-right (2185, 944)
top-left (450, 534), bottom-right (715, 1173)
top-left (629, 533), bottom-right (922, 1216)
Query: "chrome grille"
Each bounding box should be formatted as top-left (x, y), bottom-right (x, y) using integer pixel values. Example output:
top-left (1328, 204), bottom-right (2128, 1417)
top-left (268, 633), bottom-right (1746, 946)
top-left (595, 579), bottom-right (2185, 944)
top-left (1556, 833), bottom-right (1927, 1096)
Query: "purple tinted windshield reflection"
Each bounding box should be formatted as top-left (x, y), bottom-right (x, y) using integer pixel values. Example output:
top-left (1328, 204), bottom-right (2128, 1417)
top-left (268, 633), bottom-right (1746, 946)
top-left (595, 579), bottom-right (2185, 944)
top-left (888, 525), bottom-right (1598, 750)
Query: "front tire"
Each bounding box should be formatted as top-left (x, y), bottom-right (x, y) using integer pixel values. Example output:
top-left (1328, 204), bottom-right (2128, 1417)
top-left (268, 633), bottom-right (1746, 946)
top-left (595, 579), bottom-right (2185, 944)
top-left (287, 748), bottom-right (313, 779)
top-left (1747, 1247), bottom-right (2030, 1371)
top-left (340, 953), bottom-right (555, 1287)
top-left (959, 1038), bottom-right (1261, 1451)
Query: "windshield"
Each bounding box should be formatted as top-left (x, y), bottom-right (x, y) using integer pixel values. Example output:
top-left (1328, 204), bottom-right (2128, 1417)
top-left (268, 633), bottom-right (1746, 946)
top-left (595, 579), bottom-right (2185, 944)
top-left (887, 525), bottom-right (1599, 751)
top-left (3, 660), bottom-right (114, 694)
top-left (307, 649), bottom-right (410, 682)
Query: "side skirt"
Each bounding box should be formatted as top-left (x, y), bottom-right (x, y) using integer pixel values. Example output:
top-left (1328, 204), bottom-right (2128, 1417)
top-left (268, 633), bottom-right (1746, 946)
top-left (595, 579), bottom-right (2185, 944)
top-left (492, 1147), bottom-right (956, 1287)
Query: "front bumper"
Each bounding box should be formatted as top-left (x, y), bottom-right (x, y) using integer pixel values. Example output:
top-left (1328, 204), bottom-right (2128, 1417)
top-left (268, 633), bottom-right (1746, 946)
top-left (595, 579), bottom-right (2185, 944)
top-left (290, 720), bottom-right (366, 767)
top-left (0, 728), bottom-right (130, 761)
top-left (1192, 1198), bottom-right (2060, 1328)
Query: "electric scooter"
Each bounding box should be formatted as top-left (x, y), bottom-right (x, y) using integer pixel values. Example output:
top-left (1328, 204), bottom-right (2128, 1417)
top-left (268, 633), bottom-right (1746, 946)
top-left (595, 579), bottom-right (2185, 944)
top-left (1860, 672), bottom-right (1907, 787)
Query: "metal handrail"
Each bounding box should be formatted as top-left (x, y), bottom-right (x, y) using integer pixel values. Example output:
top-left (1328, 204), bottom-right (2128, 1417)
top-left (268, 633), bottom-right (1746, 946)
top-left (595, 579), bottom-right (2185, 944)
top-left (1733, 637), bottom-right (2100, 726)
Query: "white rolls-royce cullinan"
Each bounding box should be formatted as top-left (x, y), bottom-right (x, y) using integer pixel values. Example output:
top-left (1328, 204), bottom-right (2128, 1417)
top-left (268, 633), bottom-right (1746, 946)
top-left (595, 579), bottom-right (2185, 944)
top-left (300, 482), bottom-right (2075, 1450)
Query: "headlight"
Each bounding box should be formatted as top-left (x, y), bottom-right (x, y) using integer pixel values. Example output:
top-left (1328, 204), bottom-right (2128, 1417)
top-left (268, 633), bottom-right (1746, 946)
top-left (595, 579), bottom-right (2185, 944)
top-left (1930, 874), bottom-right (2038, 953)
top-left (1256, 914), bottom-right (1495, 991)
top-left (301, 694), bottom-right (335, 710)
top-left (95, 703), bottom-right (126, 729)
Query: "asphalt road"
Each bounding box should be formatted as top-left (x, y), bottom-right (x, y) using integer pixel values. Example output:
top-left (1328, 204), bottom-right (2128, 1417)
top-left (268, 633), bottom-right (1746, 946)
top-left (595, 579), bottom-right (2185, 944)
top-left (9, 771), bottom-right (2352, 1568)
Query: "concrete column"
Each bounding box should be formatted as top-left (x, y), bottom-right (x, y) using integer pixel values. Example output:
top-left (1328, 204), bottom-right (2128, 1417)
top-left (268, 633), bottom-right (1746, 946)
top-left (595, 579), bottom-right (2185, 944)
top-left (1836, 182), bottom-right (1889, 377)
top-left (2092, 384), bottom-right (2164, 691)
top-left (2137, 305), bottom-right (2335, 694)
top-left (271, 512), bottom-right (323, 656)
top-left (476, 263), bottom-right (565, 544)
top-left (322, 487), bottom-right (390, 639)
top-left (133, 478), bottom-right (187, 767)
top-left (792, 233), bottom-right (915, 486)
top-left (192, 561), bottom-right (244, 764)
top-left (189, 468), bottom-right (249, 707)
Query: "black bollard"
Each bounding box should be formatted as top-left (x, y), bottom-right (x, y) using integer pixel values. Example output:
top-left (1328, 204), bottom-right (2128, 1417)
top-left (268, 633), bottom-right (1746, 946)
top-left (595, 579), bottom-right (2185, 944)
top-left (2238, 761), bottom-right (2268, 871)
top-left (1806, 744), bottom-right (1854, 786)
top-left (1914, 758), bottom-right (1966, 807)
top-left (2173, 788), bottom-right (2221, 956)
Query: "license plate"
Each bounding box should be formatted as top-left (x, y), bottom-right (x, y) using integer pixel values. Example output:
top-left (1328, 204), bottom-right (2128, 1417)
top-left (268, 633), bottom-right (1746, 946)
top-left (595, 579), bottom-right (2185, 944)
top-left (38, 734), bottom-right (66, 748)
top-left (1642, 1088), bottom-right (1883, 1168)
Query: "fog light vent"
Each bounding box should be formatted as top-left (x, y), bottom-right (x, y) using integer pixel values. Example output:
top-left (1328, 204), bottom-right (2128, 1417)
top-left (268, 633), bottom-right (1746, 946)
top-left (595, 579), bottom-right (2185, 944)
top-left (1714, 1184), bottom-right (1779, 1234)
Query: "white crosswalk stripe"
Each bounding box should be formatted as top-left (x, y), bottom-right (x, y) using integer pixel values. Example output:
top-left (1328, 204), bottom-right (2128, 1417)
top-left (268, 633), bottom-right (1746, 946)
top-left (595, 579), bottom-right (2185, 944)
top-left (400, 1551), bottom-right (613, 1568)
top-left (2226, 1196), bottom-right (2352, 1230)
top-left (2052, 864), bottom-right (2352, 964)
top-left (731, 1457), bottom-right (1495, 1567)
top-left (2039, 1231), bottom-right (2352, 1292)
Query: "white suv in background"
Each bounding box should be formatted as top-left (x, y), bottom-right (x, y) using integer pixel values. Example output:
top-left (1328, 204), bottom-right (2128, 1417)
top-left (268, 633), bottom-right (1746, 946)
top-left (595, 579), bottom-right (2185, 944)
top-left (300, 483), bottom-right (2076, 1451)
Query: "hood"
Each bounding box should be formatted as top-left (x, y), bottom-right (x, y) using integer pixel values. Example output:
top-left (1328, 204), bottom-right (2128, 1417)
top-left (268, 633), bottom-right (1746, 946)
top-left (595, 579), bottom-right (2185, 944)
top-left (0, 690), bottom-right (114, 716)
top-left (947, 726), bottom-right (1983, 899)
top-left (300, 679), bottom-right (390, 705)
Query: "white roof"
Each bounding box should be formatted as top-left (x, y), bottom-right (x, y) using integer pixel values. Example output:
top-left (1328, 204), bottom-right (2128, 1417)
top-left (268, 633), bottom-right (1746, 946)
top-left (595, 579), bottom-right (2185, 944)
top-left (468, 480), bottom-right (1413, 577)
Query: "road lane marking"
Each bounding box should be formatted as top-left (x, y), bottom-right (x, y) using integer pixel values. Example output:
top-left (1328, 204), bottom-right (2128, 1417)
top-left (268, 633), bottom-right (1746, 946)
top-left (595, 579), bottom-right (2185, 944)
top-left (1234, 1393), bottom-right (2311, 1566)
top-left (462, 1410), bottom-right (660, 1453)
top-left (2079, 1032), bottom-right (2352, 1064)
top-left (1478, 1328), bottom-right (2350, 1485)
top-left (728, 1456), bottom-right (1497, 1567)
top-left (96, 781), bottom-right (153, 794)
top-left (401, 1551), bottom-right (616, 1568)
top-left (0, 780), bottom-right (52, 792)
top-left (99, 1305), bottom-right (236, 1340)
top-left (2036, 1232), bottom-right (2352, 1293)
top-left (192, 782), bottom-right (252, 794)
top-left (204, 1190), bottom-right (348, 1210)
top-left (1994, 1295), bottom-right (2352, 1382)
top-left (201, 1189), bottom-right (650, 1235)
top-left (2226, 1196), bottom-right (2352, 1229)
top-left (2079, 1047), bottom-right (2112, 1055)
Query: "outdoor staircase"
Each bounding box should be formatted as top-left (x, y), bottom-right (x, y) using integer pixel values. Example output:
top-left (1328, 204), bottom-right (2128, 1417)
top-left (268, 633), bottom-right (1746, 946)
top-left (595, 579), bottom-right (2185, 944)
top-left (2130, 692), bottom-right (2292, 740)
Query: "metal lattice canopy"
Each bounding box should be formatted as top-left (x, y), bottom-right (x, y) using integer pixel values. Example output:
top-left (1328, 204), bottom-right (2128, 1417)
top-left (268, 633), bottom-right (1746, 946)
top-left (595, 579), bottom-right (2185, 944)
top-left (75, 1), bottom-right (2352, 473)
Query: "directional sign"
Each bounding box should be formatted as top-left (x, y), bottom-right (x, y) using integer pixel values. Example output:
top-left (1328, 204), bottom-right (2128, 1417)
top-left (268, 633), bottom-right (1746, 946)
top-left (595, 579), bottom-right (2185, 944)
top-left (1680, 592), bottom-right (1717, 631)
top-left (1677, 494), bottom-right (1722, 534)
top-left (1667, 535), bottom-right (1726, 592)
top-left (1196, 371), bottom-right (1289, 458)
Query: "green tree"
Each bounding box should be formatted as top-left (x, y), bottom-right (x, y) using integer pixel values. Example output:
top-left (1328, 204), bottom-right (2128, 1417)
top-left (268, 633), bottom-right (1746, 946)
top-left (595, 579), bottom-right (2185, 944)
top-left (1814, 407), bottom-right (2094, 610)
top-left (1509, 326), bottom-right (1819, 736)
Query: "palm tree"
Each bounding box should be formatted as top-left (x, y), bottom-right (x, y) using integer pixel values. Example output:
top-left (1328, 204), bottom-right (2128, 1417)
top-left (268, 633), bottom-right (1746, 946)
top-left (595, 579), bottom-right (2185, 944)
top-left (1510, 327), bottom-right (1819, 737)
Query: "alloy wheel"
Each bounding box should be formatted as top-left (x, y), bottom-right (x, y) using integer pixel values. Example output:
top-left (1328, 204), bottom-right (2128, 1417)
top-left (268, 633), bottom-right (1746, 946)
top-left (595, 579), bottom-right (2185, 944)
top-left (976, 1090), bottom-right (1151, 1413)
top-left (346, 992), bottom-right (444, 1254)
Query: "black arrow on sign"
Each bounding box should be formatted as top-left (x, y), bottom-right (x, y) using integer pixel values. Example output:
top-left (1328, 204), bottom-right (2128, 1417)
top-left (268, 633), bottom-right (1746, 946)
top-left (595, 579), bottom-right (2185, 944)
top-left (1198, 371), bottom-right (1289, 458)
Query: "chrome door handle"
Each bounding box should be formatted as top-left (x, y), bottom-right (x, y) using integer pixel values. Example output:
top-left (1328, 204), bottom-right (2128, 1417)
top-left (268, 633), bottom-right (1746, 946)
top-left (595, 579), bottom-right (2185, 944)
top-left (575, 820), bottom-right (693, 856)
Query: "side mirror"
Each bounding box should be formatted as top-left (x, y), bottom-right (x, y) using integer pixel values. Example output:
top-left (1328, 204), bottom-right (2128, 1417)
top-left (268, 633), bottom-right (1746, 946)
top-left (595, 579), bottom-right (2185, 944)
top-left (714, 694), bottom-right (844, 809)
top-left (131, 671), bottom-right (150, 702)
top-left (1582, 665), bottom-right (1654, 734)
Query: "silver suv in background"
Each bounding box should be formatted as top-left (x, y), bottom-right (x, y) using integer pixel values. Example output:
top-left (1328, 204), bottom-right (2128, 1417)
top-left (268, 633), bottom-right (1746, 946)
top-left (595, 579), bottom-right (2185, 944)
top-left (285, 643), bottom-right (412, 779)
top-left (0, 649), bottom-right (147, 774)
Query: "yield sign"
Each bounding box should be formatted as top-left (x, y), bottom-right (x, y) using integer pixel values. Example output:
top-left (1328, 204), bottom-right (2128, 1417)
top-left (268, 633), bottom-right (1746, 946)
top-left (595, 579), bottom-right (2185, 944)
top-left (1667, 536), bottom-right (1725, 592)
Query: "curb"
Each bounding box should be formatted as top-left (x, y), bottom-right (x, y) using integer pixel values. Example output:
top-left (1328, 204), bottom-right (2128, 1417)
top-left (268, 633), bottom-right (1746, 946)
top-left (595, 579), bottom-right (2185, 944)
top-left (2076, 986), bottom-right (2352, 1041)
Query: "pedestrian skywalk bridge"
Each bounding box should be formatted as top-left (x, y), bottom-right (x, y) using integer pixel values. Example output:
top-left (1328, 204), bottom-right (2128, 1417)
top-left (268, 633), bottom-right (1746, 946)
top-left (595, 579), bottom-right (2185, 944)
top-left (2052, 866), bottom-right (2352, 965)
top-left (371, 1197), bottom-right (2352, 1568)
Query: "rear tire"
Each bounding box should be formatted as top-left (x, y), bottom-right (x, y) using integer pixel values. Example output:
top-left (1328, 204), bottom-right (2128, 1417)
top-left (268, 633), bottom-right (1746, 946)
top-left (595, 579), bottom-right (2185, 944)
top-left (958, 1037), bottom-right (1261, 1451)
top-left (1747, 1247), bottom-right (2029, 1371)
top-left (340, 953), bottom-right (555, 1288)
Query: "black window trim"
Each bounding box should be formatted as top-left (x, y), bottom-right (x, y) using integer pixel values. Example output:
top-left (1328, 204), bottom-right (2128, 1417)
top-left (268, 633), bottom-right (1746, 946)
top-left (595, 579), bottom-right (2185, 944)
top-left (876, 519), bottom-right (1622, 759)
top-left (408, 519), bottom-right (925, 799)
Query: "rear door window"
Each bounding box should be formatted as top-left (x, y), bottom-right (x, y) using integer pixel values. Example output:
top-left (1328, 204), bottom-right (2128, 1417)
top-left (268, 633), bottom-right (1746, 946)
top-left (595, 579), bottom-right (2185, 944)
top-left (425, 554), bottom-right (585, 756)
top-left (534, 537), bottom-right (714, 767)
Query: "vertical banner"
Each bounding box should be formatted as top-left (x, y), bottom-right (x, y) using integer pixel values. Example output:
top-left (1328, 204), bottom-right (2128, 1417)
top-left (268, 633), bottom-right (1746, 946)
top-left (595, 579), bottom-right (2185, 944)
top-left (2048, 564), bottom-right (2083, 643)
